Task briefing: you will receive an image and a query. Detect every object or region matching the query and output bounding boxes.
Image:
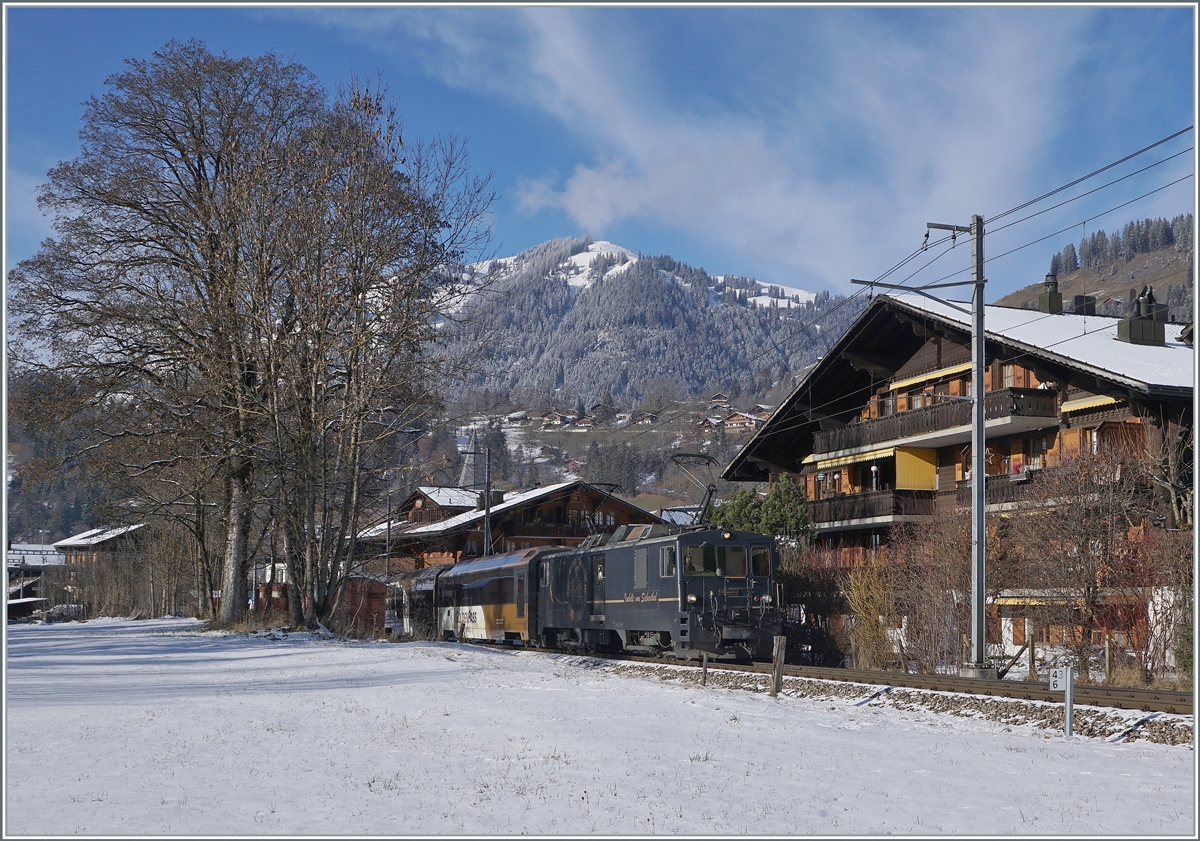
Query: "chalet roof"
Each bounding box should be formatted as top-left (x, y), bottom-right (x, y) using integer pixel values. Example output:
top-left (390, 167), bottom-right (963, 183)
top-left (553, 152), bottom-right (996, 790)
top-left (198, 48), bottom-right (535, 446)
top-left (6, 544), bottom-right (67, 567)
top-left (388, 481), bottom-right (660, 539)
top-left (54, 524), bottom-right (145, 549)
top-left (723, 293), bottom-right (1194, 482)
top-left (415, 487), bottom-right (479, 509)
top-left (889, 293), bottom-right (1193, 393)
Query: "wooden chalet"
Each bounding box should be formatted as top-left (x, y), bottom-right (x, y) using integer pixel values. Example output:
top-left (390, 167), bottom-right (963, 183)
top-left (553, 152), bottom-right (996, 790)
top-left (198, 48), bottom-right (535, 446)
top-left (53, 525), bottom-right (146, 566)
top-left (724, 289), bottom-right (1192, 657)
top-left (358, 480), bottom-right (664, 569)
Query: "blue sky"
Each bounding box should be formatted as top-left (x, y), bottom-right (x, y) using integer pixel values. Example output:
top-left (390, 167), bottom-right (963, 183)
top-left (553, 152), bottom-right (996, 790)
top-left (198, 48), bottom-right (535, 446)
top-left (4, 5), bottom-right (1196, 299)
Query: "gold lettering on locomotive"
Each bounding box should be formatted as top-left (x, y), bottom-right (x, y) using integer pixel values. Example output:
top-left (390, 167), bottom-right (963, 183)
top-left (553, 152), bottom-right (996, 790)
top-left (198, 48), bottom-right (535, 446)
top-left (623, 590), bottom-right (659, 603)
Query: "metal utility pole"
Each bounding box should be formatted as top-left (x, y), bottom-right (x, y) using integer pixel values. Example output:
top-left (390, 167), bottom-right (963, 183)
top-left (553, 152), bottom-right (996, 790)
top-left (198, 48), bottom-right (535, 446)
top-left (853, 213), bottom-right (995, 679)
top-left (926, 214), bottom-right (993, 679)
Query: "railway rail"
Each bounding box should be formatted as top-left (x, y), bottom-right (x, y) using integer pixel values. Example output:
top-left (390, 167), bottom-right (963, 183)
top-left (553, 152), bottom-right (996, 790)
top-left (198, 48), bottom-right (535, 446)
top-left (615, 655), bottom-right (1194, 715)
top-left (533, 647), bottom-right (1190, 715)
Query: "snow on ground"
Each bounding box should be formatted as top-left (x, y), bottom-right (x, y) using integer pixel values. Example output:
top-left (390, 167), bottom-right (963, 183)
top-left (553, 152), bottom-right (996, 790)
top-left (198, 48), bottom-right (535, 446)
top-left (565, 240), bottom-right (638, 289)
top-left (5, 618), bottom-right (1194, 836)
top-left (713, 276), bottom-right (817, 309)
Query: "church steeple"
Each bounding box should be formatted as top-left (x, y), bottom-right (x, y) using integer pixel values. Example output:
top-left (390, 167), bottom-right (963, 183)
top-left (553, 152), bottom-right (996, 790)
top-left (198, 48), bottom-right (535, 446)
top-left (458, 429), bottom-right (485, 490)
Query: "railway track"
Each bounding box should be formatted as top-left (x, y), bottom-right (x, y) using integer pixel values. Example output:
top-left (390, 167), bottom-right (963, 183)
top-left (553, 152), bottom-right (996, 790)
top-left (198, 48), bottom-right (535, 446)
top-left (602, 652), bottom-right (1195, 716)
top-left (458, 639), bottom-right (1192, 715)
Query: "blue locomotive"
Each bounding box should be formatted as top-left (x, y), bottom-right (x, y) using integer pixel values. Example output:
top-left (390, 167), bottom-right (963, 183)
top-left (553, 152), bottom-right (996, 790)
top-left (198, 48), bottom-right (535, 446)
top-left (386, 524), bottom-right (784, 661)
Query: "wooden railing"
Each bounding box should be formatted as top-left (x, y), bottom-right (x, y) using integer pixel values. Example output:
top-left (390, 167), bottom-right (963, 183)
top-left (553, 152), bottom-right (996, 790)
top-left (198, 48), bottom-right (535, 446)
top-left (805, 490), bottom-right (936, 524)
top-left (502, 523), bottom-right (616, 539)
top-left (954, 469), bottom-right (1044, 507)
top-left (812, 388), bottom-right (1058, 454)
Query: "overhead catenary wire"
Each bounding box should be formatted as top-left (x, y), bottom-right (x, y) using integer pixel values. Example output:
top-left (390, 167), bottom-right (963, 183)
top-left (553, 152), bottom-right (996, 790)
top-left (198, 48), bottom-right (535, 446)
top-left (985, 125), bottom-right (1193, 225)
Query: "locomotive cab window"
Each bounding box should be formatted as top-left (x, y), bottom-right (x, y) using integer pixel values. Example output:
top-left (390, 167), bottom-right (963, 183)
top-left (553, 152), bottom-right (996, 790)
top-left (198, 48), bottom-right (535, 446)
top-left (595, 559), bottom-right (605, 580)
top-left (684, 545), bottom-right (716, 576)
top-left (723, 546), bottom-right (747, 577)
top-left (660, 546), bottom-right (677, 577)
top-left (685, 545), bottom-right (743, 576)
top-left (752, 546), bottom-right (770, 577)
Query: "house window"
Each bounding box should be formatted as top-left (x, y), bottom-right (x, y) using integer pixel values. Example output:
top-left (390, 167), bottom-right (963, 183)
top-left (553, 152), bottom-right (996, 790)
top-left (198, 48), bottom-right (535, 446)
top-left (466, 540), bottom-right (479, 556)
top-left (1023, 436), bottom-right (1048, 470)
top-left (1003, 363), bottom-right (1015, 389)
top-left (1082, 427), bottom-right (1098, 455)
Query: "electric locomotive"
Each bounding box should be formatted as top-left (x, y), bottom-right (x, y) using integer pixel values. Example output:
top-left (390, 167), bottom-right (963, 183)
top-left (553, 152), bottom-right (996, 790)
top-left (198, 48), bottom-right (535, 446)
top-left (386, 524), bottom-right (784, 662)
top-left (538, 524), bottom-right (783, 661)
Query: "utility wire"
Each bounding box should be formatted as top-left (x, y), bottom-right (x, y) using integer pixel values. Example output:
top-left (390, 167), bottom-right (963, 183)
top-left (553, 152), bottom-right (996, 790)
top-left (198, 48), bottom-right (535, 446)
top-left (906, 175), bottom-right (1195, 289)
top-left (987, 126), bottom-right (1193, 224)
top-left (987, 147), bottom-right (1193, 237)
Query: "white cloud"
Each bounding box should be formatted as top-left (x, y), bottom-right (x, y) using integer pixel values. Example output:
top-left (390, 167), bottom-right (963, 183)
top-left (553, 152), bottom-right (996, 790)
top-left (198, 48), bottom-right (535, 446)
top-left (510, 9), bottom-right (1092, 290)
top-left (306, 7), bottom-right (1179, 294)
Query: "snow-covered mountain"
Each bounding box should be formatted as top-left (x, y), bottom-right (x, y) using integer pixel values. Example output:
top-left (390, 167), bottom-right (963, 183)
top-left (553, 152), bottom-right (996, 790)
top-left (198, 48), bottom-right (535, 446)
top-left (477, 239), bottom-right (815, 310)
top-left (446, 236), bottom-right (859, 407)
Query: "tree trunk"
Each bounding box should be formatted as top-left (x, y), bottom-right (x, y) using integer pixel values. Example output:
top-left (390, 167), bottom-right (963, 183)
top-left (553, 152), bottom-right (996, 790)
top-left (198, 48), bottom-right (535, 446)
top-left (217, 459), bottom-right (253, 624)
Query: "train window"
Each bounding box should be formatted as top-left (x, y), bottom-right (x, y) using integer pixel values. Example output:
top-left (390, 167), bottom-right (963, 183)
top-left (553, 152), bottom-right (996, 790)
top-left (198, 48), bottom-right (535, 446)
top-left (660, 546), bottom-right (677, 577)
top-left (752, 546), bottom-right (770, 577)
top-left (684, 545), bottom-right (717, 576)
top-left (724, 546), bottom-right (747, 577)
top-left (596, 559), bottom-right (605, 580)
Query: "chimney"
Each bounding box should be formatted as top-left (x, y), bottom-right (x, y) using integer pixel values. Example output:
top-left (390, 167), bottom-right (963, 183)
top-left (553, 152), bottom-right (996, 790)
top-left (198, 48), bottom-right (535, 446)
top-left (1069, 294), bottom-right (1096, 315)
top-left (1117, 285), bottom-right (1166, 346)
top-left (1038, 273), bottom-right (1062, 314)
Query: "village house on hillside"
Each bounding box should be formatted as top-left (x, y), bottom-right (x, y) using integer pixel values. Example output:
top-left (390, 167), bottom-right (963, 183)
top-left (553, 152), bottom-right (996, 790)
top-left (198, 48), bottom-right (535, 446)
top-left (358, 480), bottom-right (663, 569)
top-left (725, 285), bottom-right (1192, 661)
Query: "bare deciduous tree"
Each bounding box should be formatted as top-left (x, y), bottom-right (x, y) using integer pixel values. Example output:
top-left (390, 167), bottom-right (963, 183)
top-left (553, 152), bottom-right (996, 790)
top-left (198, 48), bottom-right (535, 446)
top-left (9, 42), bottom-right (495, 627)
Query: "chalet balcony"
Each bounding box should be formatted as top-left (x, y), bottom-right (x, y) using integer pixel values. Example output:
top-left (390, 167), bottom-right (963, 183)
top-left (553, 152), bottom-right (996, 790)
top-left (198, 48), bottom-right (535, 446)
top-left (502, 523), bottom-right (616, 540)
top-left (805, 489), bottom-right (936, 529)
top-left (954, 469), bottom-right (1045, 508)
top-left (812, 388), bottom-right (1058, 456)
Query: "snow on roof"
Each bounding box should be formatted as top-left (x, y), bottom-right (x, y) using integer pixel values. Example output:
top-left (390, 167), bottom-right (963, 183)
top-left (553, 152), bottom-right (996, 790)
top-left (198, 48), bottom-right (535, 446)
top-left (54, 524), bottom-right (145, 549)
top-left (416, 487), bottom-right (480, 509)
top-left (401, 482), bottom-right (578, 536)
top-left (356, 519), bottom-right (409, 541)
top-left (7, 545), bottom-right (67, 567)
top-left (397, 481), bottom-right (660, 538)
top-left (887, 293), bottom-right (1193, 393)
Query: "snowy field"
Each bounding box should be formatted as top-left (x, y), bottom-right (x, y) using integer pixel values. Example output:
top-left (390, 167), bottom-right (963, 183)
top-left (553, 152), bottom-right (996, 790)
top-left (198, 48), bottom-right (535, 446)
top-left (4, 618), bottom-right (1195, 836)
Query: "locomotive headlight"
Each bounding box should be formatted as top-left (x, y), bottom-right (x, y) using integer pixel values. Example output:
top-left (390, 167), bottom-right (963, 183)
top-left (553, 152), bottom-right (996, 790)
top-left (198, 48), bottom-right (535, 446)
top-left (761, 594), bottom-right (772, 605)
top-left (687, 594), bottom-right (698, 604)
